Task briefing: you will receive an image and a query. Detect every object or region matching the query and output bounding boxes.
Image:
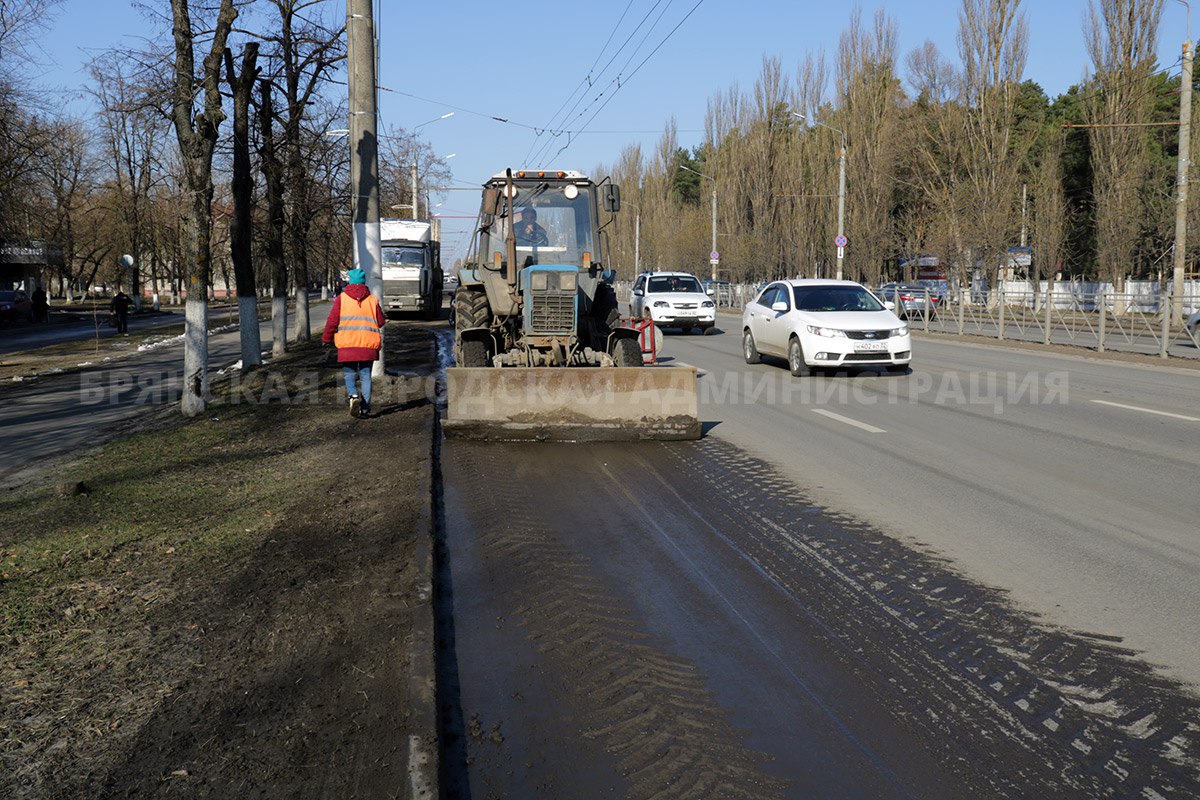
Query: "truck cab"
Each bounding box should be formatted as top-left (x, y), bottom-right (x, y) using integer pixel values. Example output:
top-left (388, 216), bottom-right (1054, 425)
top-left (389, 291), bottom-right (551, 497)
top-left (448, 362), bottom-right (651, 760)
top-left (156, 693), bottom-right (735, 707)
top-left (380, 218), bottom-right (443, 319)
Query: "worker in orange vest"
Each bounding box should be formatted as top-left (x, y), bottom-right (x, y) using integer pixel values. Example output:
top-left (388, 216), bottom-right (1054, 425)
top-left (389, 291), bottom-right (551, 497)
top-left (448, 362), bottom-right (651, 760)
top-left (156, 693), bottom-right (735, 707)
top-left (322, 267), bottom-right (385, 418)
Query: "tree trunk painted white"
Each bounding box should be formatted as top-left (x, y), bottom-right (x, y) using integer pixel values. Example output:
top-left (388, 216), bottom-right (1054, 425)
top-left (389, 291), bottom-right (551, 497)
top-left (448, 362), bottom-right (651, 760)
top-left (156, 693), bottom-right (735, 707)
top-left (238, 295), bottom-right (262, 368)
top-left (272, 296), bottom-right (288, 357)
top-left (293, 285), bottom-right (310, 342)
top-left (181, 297), bottom-right (209, 417)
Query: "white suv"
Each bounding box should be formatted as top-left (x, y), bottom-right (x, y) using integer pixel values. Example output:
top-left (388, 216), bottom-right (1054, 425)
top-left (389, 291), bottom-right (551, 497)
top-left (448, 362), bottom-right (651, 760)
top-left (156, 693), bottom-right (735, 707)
top-left (630, 271), bottom-right (716, 334)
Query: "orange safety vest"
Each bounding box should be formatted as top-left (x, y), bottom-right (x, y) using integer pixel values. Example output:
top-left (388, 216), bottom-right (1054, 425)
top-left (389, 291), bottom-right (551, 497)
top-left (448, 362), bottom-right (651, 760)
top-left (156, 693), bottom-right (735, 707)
top-left (333, 292), bottom-right (382, 350)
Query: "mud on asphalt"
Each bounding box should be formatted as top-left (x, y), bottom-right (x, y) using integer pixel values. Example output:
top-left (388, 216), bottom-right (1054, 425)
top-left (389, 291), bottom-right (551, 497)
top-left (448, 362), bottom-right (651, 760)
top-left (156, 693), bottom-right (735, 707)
top-left (436, 435), bottom-right (1200, 798)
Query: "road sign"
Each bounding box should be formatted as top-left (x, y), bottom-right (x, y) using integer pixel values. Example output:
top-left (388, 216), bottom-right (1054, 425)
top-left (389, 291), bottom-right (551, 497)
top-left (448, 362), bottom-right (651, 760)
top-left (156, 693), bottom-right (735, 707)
top-left (835, 234), bottom-right (848, 248)
top-left (710, 250), bottom-right (719, 260)
top-left (709, 258), bottom-right (720, 266)
top-left (837, 246), bottom-right (845, 259)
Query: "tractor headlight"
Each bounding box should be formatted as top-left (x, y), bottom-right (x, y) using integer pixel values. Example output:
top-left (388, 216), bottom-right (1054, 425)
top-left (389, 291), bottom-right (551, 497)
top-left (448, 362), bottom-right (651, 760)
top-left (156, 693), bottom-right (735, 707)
top-left (531, 272), bottom-right (548, 291)
top-left (560, 271), bottom-right (577, 291)
top-left (806, 325), bottom-right (846, 338)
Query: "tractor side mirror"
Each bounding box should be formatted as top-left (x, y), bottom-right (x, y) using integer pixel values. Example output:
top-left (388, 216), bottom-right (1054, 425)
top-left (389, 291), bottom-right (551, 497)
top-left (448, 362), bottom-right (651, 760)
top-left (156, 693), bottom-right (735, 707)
top-left (604, 184), bottom-right (621, 213)
top-left (481, 187), bottom-right (501, 224)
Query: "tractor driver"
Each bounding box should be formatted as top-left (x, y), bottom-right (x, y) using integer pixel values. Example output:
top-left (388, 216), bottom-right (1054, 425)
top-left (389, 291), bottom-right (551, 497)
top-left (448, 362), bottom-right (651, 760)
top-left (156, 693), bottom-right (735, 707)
top-left (515, 206), bottom-right (549, 247)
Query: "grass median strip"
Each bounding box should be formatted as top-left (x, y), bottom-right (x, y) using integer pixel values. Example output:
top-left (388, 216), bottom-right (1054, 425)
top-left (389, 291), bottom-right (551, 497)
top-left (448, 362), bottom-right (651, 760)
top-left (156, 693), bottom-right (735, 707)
top-left (0, 336), bottom-right (431, 795)
top-left (0, 402), bottom-right (332, 785)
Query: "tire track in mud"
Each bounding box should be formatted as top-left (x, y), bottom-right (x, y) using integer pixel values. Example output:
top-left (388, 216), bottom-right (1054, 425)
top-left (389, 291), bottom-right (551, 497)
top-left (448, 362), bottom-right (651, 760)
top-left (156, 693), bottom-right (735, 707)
top-left (447, 442), bottom-right (788, 800)
top-left (648, 437), bottom-right (1200, 799)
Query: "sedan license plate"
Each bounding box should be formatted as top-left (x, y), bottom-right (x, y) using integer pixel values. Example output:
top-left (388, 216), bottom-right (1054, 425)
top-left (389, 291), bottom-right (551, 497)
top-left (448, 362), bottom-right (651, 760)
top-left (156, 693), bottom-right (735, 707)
top-left (853, 341), bottom-right (887, 352)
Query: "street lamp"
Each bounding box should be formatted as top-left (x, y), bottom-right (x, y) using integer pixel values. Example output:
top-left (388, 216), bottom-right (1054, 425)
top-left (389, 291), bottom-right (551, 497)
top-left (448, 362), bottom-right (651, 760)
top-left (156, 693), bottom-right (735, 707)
top-left (624, 200), bottom-right (642, 274)
top-left (793, 111), bottom-right (847, 280)
top-left (679, 165), bottom-right (718, 281)
top-left (410, 113), bottom-right (454, 218)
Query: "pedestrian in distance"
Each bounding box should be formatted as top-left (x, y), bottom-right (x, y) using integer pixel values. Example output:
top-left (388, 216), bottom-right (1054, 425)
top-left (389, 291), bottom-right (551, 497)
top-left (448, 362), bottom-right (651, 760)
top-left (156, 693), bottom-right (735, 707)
top-left (31, 285), bottom-right (49, 323)
top-left (322, 267), bottom-right (385, 419)
top-left (110, 290), bottom-right (132, 334)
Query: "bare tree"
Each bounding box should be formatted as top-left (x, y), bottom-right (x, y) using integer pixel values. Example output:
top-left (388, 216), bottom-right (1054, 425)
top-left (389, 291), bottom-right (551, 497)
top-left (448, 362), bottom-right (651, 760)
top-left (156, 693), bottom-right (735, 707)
top-left (836, 7), bottom-right (902, 285)
top-left (1084, 0), bottom-right (1165, 287)
top-left (88, 53), bottom-right (173, 306)
top-left (378, 124), bottom-right (452, 218)
top-left (224, 41), bottom-right (261, 368)
top-left (258, 77), bottom-right (288, 356)
top-left (258, 0), bottom-right (344, 343)
top-left (906, 40), bottom-right (971, 284)
top-left (167, 0), bottom-right (237, 416)
top-left (1031, 130), bottom-right (1068, 306)
top-left (0, 0), bottom-right (65, 73)
top-left (957, 0), bottom-right (1031, 299)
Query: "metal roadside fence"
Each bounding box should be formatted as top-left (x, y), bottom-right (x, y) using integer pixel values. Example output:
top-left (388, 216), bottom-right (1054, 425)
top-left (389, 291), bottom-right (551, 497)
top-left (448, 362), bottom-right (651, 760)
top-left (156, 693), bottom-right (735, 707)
top-left (614, 279), bottom-right (1200, 361)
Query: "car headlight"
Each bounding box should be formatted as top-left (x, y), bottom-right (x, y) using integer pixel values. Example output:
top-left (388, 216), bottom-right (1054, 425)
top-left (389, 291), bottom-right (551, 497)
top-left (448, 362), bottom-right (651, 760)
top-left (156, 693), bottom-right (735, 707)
top-left (895, 324), bottom-right (909, 336)
top-left (652, 301), bottom-right (670, 308)
top-left (702, 300), bottom-right (715, 308)
top-left (806, 325), bottom-right (845, 338)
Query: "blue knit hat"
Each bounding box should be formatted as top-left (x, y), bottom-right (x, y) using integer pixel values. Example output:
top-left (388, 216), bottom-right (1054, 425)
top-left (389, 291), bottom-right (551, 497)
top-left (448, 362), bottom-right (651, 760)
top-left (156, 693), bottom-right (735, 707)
top-left (348, 267), bottom-right (366, 285)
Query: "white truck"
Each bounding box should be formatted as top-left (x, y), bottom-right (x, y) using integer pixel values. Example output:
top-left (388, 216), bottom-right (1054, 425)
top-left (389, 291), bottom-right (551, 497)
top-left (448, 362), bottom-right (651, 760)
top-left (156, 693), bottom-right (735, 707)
top-left (380, 218), bottom-right (443, 319)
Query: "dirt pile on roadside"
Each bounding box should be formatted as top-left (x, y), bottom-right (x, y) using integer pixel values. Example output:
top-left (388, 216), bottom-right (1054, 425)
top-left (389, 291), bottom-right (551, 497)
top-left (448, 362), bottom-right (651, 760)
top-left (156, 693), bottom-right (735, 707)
top-left (0, 332), bottom-right (436, 798)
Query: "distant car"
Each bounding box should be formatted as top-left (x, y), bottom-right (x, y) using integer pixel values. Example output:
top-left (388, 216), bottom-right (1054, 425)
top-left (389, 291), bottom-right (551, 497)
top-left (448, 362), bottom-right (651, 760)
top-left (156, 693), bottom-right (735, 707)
top-left (877, 283), bottom-right (940, 319)
top-left (1186, 309), bottom-right (1200, 341)
top-left (443, 273), bottom-right (459, 297)
top-left (742, 279), bottom-right (912, 375)
top-left (0, 290), bottom-right (32, 323)
top-left (630, 271), bottom-right (716, 334)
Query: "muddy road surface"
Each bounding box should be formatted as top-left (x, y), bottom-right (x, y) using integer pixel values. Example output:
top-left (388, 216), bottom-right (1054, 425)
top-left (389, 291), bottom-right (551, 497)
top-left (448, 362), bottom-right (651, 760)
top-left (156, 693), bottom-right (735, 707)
top-left (438, 436), bottom-right (1200, 798)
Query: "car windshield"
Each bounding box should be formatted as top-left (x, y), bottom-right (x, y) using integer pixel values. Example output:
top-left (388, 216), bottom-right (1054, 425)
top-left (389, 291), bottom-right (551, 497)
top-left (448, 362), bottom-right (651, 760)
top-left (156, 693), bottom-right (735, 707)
top-left (648, 276), bottom-right (703, 293)
top-left (382, 246), bottom-right (425, 267)
top-left (793, 285), bottom-right (885, 312)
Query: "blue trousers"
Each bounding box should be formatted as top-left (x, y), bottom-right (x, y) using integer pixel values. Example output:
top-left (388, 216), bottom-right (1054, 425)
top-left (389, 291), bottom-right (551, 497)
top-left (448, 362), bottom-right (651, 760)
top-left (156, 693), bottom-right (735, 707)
top-left (342, 362), bottom-right (373, 407)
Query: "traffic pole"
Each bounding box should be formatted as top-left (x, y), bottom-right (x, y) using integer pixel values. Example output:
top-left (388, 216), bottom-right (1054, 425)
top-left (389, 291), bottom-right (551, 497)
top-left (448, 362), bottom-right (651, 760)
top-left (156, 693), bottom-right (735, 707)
top-left (1171, 38), bottom-right (1192, 328)
top-left (710, 188), bottom-right (718, 282)
top-left (347, 0), bottom-right (383, 375)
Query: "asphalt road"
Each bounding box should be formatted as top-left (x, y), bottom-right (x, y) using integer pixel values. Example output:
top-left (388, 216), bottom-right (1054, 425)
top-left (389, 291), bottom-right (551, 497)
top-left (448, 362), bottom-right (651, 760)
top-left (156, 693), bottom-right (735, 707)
top-left (0, 309), bottom-right (194, 355)
top-left (438, 321), bottom-right (1200, 798)
top-left (0, 305), bottom-right (330, 486)
top-left (663, 316), bottom-right (1200, 688)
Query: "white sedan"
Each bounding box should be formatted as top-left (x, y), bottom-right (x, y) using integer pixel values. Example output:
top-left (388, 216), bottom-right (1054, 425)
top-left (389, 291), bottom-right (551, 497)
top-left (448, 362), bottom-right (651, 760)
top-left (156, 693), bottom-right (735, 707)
top-left (741, 279), bottom-right (912, 375)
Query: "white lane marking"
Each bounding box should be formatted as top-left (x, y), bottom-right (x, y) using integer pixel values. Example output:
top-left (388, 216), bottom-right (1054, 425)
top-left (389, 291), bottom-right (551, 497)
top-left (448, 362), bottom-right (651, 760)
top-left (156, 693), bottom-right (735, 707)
top-left (813, 408), bottom-right (886, 433)
top-left (1090, 399), bottom-right (1200, 422)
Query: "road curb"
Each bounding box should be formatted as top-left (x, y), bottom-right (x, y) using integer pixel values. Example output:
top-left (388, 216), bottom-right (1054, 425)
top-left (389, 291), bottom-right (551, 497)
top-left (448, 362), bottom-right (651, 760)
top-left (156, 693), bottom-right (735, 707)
top-left (404, 359), bottom-right (440, 799)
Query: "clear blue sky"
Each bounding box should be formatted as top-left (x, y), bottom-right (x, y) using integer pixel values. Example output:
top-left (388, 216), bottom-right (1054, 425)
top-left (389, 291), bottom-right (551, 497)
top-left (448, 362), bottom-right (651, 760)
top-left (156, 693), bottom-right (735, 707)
top-left (35, 0), bottom-right (1192, 266)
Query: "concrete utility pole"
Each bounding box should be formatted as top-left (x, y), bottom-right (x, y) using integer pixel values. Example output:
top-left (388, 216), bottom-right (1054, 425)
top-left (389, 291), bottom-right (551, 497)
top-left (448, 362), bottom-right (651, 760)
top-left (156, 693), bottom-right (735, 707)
top-left (679, 165), bottom-right (718, 281)
top-left (635, 209), bottom-right (641, 274)
top-left (793, 112), bottom-right (846, 279)
top-left (409, 113), bottom-right (454, 220)
top-left (710, 187), bottom-right (718, 282)
top-left (1172, 38), bottom-right (1193, 327)
top-left (835, 140), bottom-right (846, 280)
top-left (347, 0), bottom-right (383, 374)
top-left (411, 160), bottom-right (419, 218)
top-left (1020, 183), bottom-right (1028, 248)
